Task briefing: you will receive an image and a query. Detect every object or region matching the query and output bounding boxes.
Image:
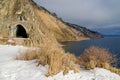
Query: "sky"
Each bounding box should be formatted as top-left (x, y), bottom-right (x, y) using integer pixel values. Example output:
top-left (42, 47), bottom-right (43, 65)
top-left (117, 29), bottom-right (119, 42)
top-left (33, 0), bottom-right (120, 35)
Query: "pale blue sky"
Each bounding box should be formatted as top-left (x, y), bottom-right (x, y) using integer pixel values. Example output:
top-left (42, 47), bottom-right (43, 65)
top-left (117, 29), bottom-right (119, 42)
top-left (33, 0), bottom-right (120, 34)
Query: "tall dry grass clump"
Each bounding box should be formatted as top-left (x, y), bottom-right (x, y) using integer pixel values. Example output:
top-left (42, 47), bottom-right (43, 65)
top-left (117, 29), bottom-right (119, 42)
top-left (16, 42), bottom-right (79, 76)
top-left (77, 46), bottom-right (120, 74)
top-left (37, 43), bottom-right (79, 76)
top-left (16, 48), bottom-right (40, 60)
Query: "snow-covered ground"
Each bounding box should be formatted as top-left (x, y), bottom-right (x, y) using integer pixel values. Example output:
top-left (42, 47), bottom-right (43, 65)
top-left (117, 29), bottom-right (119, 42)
top-left (0, 45), bottom-right (120, 80)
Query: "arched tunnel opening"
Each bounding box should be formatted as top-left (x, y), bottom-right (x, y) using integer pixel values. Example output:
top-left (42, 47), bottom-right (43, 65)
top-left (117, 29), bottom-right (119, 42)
top-left (16, 24), bottom-right (28, 38)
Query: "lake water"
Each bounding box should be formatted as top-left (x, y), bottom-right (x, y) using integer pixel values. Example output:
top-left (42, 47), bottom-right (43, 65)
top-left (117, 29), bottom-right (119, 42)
top-left (63, 37), bottom-right (120, 67)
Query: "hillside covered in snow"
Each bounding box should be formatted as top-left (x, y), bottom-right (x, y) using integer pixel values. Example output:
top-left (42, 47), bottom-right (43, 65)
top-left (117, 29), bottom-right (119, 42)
top-left (0, 45), bottom-right (120, 80)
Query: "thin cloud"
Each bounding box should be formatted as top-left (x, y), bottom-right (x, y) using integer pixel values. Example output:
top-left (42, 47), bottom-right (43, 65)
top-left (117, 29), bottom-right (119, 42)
top-left (33, 0), bottom-right (120, 28)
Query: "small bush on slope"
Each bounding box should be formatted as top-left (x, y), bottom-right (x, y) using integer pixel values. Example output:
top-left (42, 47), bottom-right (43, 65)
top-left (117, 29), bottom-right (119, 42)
top-left (16, 43), bottom-right (79, 76)
top-left (77, 46), bottom-right (120, 75)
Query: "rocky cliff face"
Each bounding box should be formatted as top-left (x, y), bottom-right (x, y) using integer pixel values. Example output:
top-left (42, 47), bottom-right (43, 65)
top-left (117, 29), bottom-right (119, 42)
top-left (66, 23), bottom-right (103, 38)
top-left (0, 0), bottom-right (102, 46)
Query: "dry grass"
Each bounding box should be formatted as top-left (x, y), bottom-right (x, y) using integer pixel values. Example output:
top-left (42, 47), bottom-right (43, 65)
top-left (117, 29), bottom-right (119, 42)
top-left (37, 43), bottom-right (79, 76)
top-left (77, 46), bottom-right (120, 74)
top-left (15, 44), bottom-right (120, 76)
top-left (0, 39), bottom-right (8, 44)
top-left (78, 46), bottom-right (115, 68)
top-left (16, 42), bottom-right (79, 76)
top-left (0, 34), bottom-right (9, 44)
top-left (16, 48), bottom-right (40, 60)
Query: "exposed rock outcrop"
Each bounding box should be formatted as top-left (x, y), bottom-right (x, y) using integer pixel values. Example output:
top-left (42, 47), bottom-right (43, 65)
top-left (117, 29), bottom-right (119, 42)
top-left (67, 23), bottom-right (103, 38)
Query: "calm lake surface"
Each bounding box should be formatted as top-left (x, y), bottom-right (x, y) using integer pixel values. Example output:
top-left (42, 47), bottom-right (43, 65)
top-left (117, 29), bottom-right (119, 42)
top-left (63, 36), bottom-right (120, 67)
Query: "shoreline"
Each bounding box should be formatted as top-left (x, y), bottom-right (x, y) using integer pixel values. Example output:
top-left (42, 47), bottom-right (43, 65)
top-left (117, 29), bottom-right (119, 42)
top-left (60, 37), bottom-right (90, 46)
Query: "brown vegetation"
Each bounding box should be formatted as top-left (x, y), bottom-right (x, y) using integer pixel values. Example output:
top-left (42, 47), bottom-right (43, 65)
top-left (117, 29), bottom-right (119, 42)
top-left (37, 43), bottom-right (79, 76)
top-left (16, 48), bottom-right (40, 60)
top-left (77, 46), bottom-right (120, 74)
top-left (16, 42), bottom-right (79, 76)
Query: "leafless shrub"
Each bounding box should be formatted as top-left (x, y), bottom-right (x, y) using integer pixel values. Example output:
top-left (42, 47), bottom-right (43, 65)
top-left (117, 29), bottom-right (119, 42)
top-left (77, 46), bottom-right (120, 75)
top-left (78, 46), bottom-right (116, 69)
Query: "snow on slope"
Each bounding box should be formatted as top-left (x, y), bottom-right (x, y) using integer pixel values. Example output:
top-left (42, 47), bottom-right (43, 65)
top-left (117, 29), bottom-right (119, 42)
top-left (0, 45), bottom-right (120, 80)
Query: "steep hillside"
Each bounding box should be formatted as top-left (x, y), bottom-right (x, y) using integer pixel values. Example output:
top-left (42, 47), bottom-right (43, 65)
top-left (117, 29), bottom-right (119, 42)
top-left (0, 0), bottom-right (102, 46)
top-left (66, 23), bottom-right (103, 38)
top-left (0, 0), bottom-right (77, 45)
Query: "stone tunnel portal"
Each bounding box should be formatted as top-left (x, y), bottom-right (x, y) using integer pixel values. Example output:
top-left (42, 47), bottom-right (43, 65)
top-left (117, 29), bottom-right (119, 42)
top-left (16, 24), bottom-right (28, 38)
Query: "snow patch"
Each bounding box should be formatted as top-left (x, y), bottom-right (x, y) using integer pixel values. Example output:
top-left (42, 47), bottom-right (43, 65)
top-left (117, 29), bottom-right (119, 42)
top-left (0, 45), bottom-right (120, 80)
